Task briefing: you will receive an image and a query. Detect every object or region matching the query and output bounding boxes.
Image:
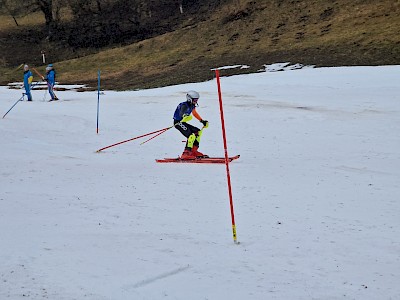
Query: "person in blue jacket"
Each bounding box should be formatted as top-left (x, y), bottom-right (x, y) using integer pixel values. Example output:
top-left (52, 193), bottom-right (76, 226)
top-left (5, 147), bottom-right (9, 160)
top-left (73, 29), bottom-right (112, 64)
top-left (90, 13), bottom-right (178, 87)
top-left (23, 65), bottom-right (33, 101)
top-left (44, 64), bottom-right (58, 101)
top-left (173, 90), bottom-right (209, 159)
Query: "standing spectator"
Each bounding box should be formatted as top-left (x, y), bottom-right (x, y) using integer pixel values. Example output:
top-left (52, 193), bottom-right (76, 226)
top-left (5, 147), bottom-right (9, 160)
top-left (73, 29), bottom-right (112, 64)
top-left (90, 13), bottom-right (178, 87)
top-left (44, 64), bottom-right (58, 101)
top-left (23, 65), bottom-right (33, 101)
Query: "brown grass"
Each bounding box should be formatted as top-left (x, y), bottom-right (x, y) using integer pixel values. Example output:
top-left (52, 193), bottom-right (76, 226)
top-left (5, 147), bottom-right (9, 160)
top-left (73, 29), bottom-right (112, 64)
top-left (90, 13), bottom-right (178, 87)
top-left (1, 0), bottom-right (399, 89)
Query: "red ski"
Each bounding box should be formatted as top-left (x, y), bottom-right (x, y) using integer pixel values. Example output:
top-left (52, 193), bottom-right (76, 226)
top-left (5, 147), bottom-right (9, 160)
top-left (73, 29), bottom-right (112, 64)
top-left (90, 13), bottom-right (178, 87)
top-left (156, 155), bottom-right (240, 164)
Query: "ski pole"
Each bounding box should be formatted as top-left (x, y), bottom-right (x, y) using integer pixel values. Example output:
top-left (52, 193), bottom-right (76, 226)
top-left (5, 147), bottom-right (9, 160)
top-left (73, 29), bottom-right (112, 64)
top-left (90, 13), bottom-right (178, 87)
top-left (96, 126), bottom-right (172, 152)
top-left (2, 80), bottom-right (42, 119)
top-left (42, 89), bottom-right (47, 102)
top-left (2, 94), bottom-right (25, 119)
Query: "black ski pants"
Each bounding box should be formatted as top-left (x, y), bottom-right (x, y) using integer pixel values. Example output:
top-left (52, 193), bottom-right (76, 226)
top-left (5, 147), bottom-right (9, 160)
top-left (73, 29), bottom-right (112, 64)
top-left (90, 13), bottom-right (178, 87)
top-left (174, 121), bottom-right (200, 147)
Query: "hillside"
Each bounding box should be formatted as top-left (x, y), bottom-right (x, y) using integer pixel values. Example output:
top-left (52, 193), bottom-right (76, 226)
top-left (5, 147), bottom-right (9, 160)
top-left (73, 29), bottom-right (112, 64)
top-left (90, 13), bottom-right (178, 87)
top-left (1, 0), bottom-right (399, 90)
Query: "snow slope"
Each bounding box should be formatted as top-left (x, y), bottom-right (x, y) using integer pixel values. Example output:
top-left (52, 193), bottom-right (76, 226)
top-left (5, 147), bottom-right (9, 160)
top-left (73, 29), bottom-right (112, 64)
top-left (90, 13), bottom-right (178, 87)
top-left (1, 66), bottom-right (399, 299)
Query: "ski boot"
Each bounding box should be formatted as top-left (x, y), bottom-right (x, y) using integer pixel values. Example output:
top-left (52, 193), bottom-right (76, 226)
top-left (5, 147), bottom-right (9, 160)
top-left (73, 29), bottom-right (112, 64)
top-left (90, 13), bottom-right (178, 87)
top-left (192, 145), bottom-right (208, 158)
top-left (180, 148), bottom-right (196, 160)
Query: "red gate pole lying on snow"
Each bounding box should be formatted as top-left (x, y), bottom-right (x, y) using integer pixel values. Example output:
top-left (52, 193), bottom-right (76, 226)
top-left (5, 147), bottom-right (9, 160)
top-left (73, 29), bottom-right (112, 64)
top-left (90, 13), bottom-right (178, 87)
top-left (215, 69), bottom-right (239, 244)
top-left (140, 127), bottom-right (172, 145)
top-left (96, 126), bottom-right (172, 152)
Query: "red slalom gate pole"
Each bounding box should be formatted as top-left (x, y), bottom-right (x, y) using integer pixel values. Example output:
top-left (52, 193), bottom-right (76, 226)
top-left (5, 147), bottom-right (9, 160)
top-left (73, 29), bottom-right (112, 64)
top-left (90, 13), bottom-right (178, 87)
top-left (140, 127), bottom-right (171, 145)
top-left (96, 126), bottom-right (171, 152)
top-left (215, 69), bottom-right (238, 244)
top-left (96, 70), bottom-right (101, 134)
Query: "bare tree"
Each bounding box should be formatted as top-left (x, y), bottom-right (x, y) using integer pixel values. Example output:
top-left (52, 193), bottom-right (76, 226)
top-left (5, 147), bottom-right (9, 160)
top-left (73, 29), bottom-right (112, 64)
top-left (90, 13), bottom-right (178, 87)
top-left (1, 0), bottom-right (66, 39)
top-left (35, 0), bottom-right (55, 39)
top-left (0, 0), bottom-right (21, 26)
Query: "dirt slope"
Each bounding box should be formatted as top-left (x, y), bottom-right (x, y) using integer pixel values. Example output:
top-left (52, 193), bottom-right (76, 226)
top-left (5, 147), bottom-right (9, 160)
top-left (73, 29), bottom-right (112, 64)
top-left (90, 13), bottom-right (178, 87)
top-left (1, 0), bottom-right (399, 89)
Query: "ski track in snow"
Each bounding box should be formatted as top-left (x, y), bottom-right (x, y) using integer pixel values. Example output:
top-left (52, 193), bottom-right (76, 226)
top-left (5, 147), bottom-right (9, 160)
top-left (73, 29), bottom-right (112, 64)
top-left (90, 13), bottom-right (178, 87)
top-left (128, 265), bottom-right (191, 289)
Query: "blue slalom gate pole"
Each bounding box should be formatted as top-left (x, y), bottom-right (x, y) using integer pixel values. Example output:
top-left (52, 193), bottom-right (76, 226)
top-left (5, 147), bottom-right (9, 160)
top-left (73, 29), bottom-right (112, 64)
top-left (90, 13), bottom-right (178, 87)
top-left (2, 81), bottom-right (41, 119)
top-left (96, 70), bottom-right (101, 134)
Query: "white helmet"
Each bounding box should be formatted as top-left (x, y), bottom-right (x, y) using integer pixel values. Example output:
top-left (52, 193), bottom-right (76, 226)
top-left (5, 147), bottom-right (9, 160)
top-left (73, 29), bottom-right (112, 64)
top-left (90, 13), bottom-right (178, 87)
top-left (186, 90), bottom-right (200, 104)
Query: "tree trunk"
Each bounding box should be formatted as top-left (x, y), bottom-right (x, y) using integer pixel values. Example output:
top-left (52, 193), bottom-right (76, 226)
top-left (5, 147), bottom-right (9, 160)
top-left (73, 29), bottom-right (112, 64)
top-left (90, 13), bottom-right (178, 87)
top-left (1, 0), bottom-right (20, 26)
top-left (37, 0), bottom-right (54, 40)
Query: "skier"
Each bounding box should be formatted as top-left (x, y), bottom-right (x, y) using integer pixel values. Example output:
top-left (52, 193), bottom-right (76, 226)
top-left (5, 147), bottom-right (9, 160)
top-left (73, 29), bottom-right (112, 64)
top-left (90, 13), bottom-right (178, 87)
top-left (173, 90), bottom-right (209, 159)
top-left (23, 65), bottom-right (33, 101)
top-left (44, 64), bottom-right (58, 101)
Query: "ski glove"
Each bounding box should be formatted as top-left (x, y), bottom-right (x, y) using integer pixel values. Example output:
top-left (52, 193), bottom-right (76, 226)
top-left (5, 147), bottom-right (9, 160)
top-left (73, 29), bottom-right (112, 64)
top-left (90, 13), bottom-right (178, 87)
top-left (200, 119), bottom-right (209, 128)
top-left (181, 114), bottom-right (192, 123)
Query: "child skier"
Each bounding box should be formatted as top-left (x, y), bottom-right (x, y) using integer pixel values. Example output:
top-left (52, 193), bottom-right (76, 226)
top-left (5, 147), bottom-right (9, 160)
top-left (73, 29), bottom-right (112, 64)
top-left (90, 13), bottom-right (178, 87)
top-left (44, 64), bottom-right (58, 101)
top-left (173, 90), bottom-right (209, 159)
top-left (23, 65), bottom-right (33, 101)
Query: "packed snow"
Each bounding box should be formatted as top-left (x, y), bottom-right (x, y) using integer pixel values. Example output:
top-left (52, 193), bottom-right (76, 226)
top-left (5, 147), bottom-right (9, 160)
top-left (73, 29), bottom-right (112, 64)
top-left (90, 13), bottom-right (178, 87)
top-left (1, 65), bottom-right (399, 299)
